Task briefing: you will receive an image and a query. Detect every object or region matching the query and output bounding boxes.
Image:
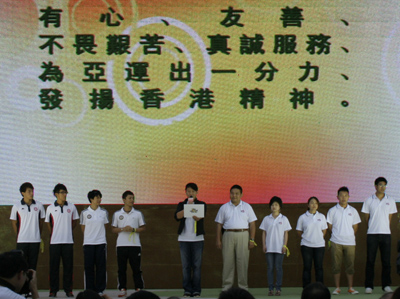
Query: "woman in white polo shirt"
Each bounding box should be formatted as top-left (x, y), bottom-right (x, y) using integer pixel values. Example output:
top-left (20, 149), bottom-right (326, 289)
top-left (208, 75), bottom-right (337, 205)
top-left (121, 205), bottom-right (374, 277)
top-left (296, 197), bottom-right (327, 288)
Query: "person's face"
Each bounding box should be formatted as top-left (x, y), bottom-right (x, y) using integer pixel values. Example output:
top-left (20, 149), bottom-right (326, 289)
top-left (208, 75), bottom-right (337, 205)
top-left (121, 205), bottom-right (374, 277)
top-left (123, 194), bottom-right (135, 207)
top-left (91, 195), bottom-right (102, 207)
top-left (375, 182), bottom-right (387, 194)
top-left (55, 189), bottom-right (68, 204)
top-left (337, 191), bottom-right (349, 207)
top-left (21, 188), bottom-right (34, 201)
top-left (308, 198), bottom-right (319, 212)
top-left (270, 202), bottom-right (280, 213)
top-left (230, 188), bottom-right (242, 204)
top-left (186, 187), bottom-right (197, 199)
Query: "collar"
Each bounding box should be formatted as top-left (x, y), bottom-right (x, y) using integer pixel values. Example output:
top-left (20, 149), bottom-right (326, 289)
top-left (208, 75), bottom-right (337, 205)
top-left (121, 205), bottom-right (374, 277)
top-left (0, 278), bottom-right (16, 292)
top-left (372, 193), bottom-right (387, 200)
top-left (336, 203), bottom-right (348, 210)
top-left (229, 200), bottom-right (242, 207)
top-left (306, 211), bottom-right (318, 217)
top-left (20, 199), bottom-right (36, 205)
top-left (54, 200), bottom-right (68, 207)
top-left (121, 207), bottom-right (134, 214)
top-left (268, 213), bottom-right (282, 219)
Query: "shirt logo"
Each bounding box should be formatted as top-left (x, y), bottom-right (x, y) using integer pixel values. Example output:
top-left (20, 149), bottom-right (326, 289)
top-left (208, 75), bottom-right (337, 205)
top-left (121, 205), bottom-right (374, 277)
top-left (348, 213), bottom-right (352, 216)
top-left (67, 209), bottom-right (71, 213)
top-left (87, 214), bottom-right (92, 219)
top-left (317, 219), bottom-right (321, 221)
top-left (34, 207), bottom-right (38, 211)
top-left (119, 215), bottom-right (124, 220)
top-left (386, 203), bottom-right (390, 205)
top-left (21, 208), bottom-right (25, 210)
top-left (279, 222), bottom-right (282, 225)
top-left (241, 210), bottom-right (245, 213)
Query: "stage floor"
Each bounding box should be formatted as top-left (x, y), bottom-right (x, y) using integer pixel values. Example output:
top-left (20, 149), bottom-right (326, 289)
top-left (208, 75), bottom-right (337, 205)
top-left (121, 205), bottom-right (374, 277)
top-left (36, 287), bottom-right (392, 298)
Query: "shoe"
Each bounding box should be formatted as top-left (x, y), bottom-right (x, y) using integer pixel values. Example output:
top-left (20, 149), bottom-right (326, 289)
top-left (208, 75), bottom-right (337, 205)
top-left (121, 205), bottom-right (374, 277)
top-left (193, 293), bottom-right (200, 297)
top-left (183, 293), bottom-right (191, 298)
top-left (275, 290), bottom-right (281, 296)
top-left (348, 288), bottom-right (359, 295)
top-left (268, 290), bottom-right (274, 296)
top-left (332, 288), bottom-right (341, 295)
top-left (365, 287), bottom-right (373, 294)
top-left (66, 292), bottom-right (74, 298)
top-left (98, 293), bottom-right (104, 296)
top-left (118, 289), bottom-right (127, 297)
top-left (49, 293), bottom-right (57, 298)
top-left (384, 286), bottom-right (393, 293)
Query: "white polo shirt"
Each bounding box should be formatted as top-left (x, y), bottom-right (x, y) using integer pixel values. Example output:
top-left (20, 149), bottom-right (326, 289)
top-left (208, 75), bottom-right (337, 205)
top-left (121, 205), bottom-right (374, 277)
top-left (80, 206), bottom-right (109, 245)
top-left (361, 194), bottom-right (397, 234)
top-left (259, 214), bottom-right (292, 253)
top-left (10, 199), bottom-right (45, 243)
top-left (112, 207), bottom-right (145, 247)
top-left (215, 200), bottom-right (257, 229)
top-left (45, 201), bottom-right (79, 244)
top-left (327, 204), bottom-right (361, 246)
top-left (178, 217), bottom-right (204, 242)
top-left (296, 211), bottom-right (327, 248)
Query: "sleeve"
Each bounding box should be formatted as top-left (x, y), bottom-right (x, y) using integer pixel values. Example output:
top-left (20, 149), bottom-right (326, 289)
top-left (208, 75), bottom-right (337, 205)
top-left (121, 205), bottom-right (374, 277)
top-left (104, 209), bottom-right (109, 224)
top-left (111, 212), bottom-right (118, 227)
top-left (353, 209), bottom-right (362, 225)
top-left (247, 205), bottom-right (257, 223)
top-left (39, 203), bottom-right (45, 219)
top-left (9, 205), bottom-right (17, 220)
top-left (80, 210), bottom-right (86, 225)
top-left (361, 198), bottom-right (369, 213)
top-left (174, 202), bottom-right (184, 221)
top-left (390, 199), bottom-right (398, 214)
top-left (284, 216), bottom-right (292, 231)
top-left (139, 211), bottom-right (146, 226)
top-left (259, 217), bottom-right (267, 231)
top-left (326, 208), bottom-right (333, 224)
top-left (45, 206), bottom-right (51, 223)
top-left (214, 206), bottom-right (225, 224)
top-left (321, 214), bottom-right (328, 230)
top-left (296, 214), bottom-right (303, 231)
top-left (72, 205), bottom-right (79, 220)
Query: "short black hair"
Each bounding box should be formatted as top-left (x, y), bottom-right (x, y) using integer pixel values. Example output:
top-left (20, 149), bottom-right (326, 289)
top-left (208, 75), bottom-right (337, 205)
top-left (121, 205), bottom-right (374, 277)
top-left (0, 250), bottom-right (28, 279)
top-left (218, 287), bottom-right (255, 299)
top-left (126, 290), bottom-right (160, 299)
top-left (87, 190), bottom-right (102, 203)
top-left (301, 282), bottom-right (330, 299)
top-left (269, 196), bottom-right (283, 209)
top-left (53, 183), bottom-right (67, 195)
top-left (375, 177), bottom-right (388, 186)
top-left (19, 182), bottom-right (34, 194)
top-left (76, 290), bottom-right (103, 299)
top-left (337, 186), bottom-right (349, 196)
top-left (230, 185), bottom-right (243, 193)
top-left (185, 183), bottom-right (198, 192)
top-left (122, 190), bottom-right (134, 199)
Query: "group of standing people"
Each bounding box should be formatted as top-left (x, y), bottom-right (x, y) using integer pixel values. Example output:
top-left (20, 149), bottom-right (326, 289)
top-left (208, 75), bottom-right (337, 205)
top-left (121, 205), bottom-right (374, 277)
top-left (2, 177), bottom-right (398, 298)
top-left (175, 177), bottom-right (397, 297)
top-left (7, 183), bottom-right (145, 298)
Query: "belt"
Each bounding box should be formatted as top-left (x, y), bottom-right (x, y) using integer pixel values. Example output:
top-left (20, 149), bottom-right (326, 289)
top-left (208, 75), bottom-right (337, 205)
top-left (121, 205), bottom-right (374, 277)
top-left (225, 229), bottom-right (248, 232)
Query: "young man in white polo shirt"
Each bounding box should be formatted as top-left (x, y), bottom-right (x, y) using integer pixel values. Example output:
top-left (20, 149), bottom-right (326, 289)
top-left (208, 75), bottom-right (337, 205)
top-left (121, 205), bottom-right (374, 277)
top-left (10, 182), bottom-right (45, 271)
top-left (80, 190), bottom-right (109, 295)
top-left (327, 186), bottom-right (361, 295)
top-left (362, 177), bottom-right (397, 294)
top-left (112, 190), bottom-right (146, 298)
top-left (215, 185), bottom-right (257, 291)
top-left (45, 183), bottom-right (79, 298)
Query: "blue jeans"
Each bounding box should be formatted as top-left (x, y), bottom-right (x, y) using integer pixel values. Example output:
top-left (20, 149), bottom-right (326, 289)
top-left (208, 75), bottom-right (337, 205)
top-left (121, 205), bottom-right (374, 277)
top-left (301, 246), bottom-right (325, 287)
top-left (365, 234), bottom-right (392, 289)
top-left (266, 253), bottom-right (284, 291)
top-left (179, 241), bottom-right (204, 295)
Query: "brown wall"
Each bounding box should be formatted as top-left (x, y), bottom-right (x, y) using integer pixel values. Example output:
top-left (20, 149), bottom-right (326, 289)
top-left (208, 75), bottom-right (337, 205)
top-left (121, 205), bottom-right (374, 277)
top-left (1, 203), bottom-right (399, 290)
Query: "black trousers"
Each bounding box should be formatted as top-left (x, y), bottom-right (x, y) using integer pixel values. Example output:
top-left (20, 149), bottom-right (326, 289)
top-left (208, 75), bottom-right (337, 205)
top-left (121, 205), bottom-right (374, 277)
top-left (84, 244), bottom-right (107, 293)
top-left (117, 246), bottom-right (144, 290)
top-left (17, 242), bottom-right (40, 270)
top-left (365, 234), bottom-right (392, 289)
top-left (49, 244), bottom-right (74, 294)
